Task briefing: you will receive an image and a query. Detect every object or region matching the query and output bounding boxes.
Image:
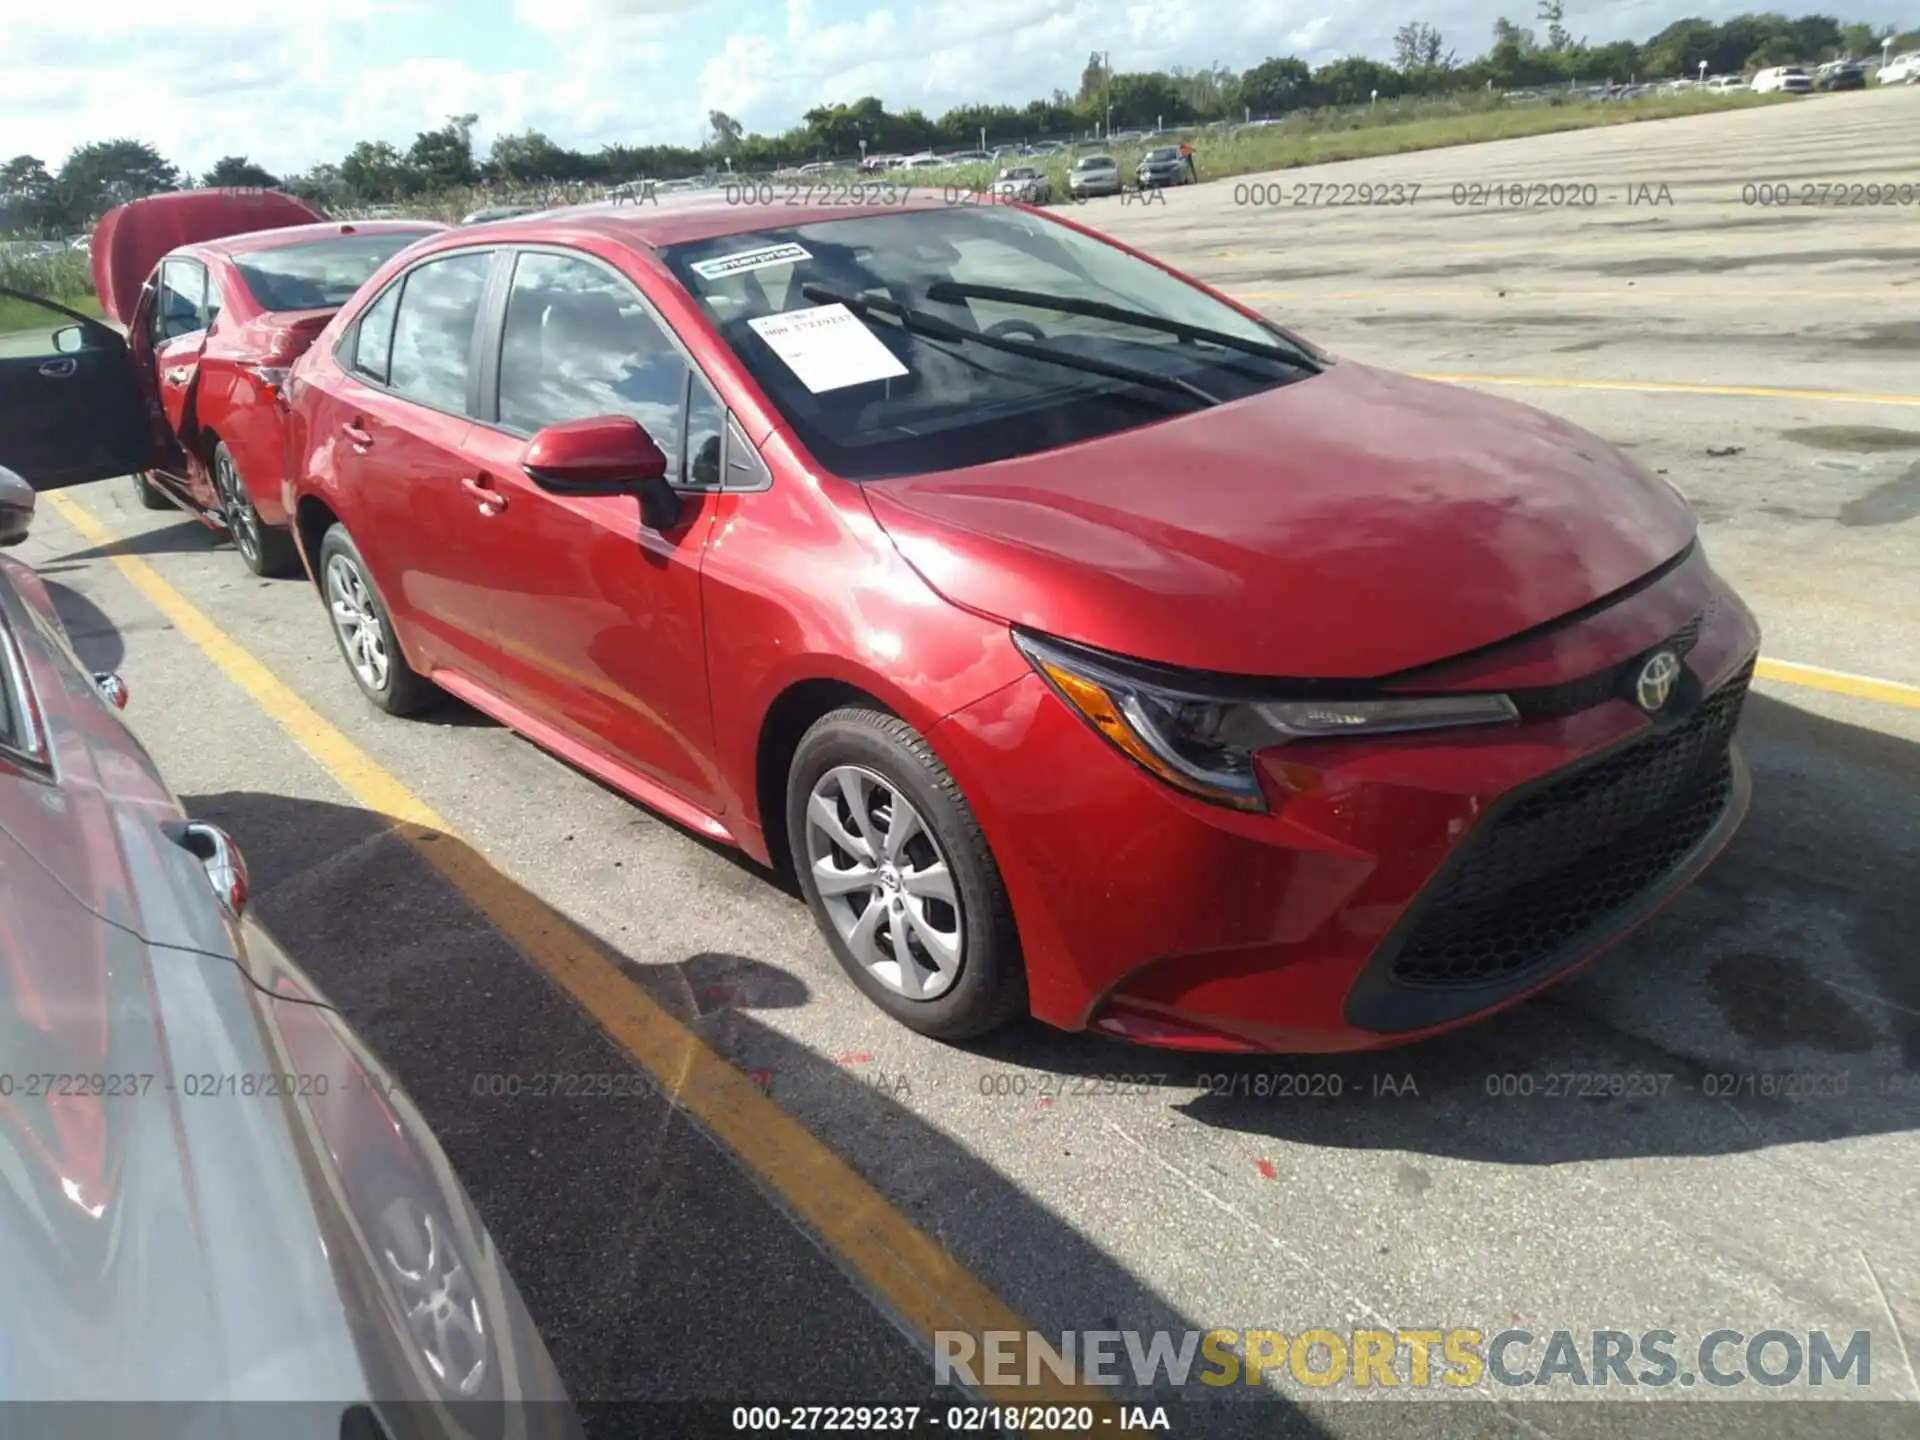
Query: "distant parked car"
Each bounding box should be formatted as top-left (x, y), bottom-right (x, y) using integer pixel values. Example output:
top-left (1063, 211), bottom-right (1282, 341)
top-left (1814, 60), bottom-right (1867, 90)
top-left (1752, 65), bottom-right (1814, 93)
top-left (1137, 146), bottom-right (1190, 188)
top-left (1068, 153), bottom-right (1122, 198)
top-left (1879, 50), bottom-right (1920, 83)
top-left (1706, 74), bottom-right (1749, 92)
top-left (0, 189), bottom-right (444, 576)
top-left (989, 166), bottom-right (1052, 205)
top-left (0, 500), bottom-right (579, 1426)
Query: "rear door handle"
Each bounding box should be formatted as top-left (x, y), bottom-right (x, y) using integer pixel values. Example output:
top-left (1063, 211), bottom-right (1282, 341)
top-left (341, 421), bottom-right (372, 450)
top-left (164, 366), bottom-right (191, 384)
top-left (38, 358), bottom-right (76, 378)
top-left (460, 476), bottom-right (507, 515)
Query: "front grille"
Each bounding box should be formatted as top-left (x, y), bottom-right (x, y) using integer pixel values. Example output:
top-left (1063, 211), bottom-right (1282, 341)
top-left (1508, 605), bottom-right (1711, 721)
top-left (1389, 660), bottom-right (1751, 989)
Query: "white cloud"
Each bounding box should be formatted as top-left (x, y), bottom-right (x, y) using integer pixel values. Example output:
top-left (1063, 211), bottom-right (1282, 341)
top-left (2, 0), bottom-right (1815, 178)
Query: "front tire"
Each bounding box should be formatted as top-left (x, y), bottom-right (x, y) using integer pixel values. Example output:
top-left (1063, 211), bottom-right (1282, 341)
top-left (132, 471), bottom-right (171, 510)
top-left (787, 708), bottom-right (1026, 1040)
top-left (316, 524), bottom-right (439, 716)
top-left (212, 442), bottom-right (299, 577)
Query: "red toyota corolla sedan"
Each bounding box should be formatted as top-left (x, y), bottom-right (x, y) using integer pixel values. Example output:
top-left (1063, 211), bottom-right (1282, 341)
top-left (13, 192), bottom-right (1759, 1053)
top-left (2, 189), bottom-right (443, 575)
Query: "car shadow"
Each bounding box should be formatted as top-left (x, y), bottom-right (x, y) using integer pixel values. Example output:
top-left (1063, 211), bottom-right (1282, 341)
top-left (37, 575), bottom-right (124, 674)
top-left (956, 691), bottom-right (1920, 1165)
top-left (44, 514), bottom-right (224, 564)
top-left (182, 789), bottom-right (1339, 1438)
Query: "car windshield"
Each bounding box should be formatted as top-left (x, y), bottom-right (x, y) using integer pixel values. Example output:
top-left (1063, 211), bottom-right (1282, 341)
top-left (1074, 156), bottom-right (1114, 171)
top-left (1145, 148), bottom-right (1180, 162)
top-left (232, 231), bottom-right (437, 311)
top-left (660, 206), bottom-right (1317, 481)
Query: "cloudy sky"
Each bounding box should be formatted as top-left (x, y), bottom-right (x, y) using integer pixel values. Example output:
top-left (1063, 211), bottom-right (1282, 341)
top-left (0, 0), bottom-right (1892, 176)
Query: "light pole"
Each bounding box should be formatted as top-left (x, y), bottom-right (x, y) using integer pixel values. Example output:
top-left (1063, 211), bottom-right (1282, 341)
top-left (1698, 60), bottom-right (1708, 84)
top-left (1883, 35), bottom-right (1894, 77)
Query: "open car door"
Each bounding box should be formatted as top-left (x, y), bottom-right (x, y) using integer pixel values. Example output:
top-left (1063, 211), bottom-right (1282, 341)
top-left (0, 289), bottom-right (163, 491)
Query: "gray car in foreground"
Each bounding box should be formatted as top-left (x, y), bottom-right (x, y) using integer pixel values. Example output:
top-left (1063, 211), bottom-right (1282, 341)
top-left (0, 469), bottom-right (579, 1439)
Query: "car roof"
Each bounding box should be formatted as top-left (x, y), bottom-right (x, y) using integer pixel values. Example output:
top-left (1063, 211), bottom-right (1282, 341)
top-left (204, 219), bottom-right (447, 259)
top-left (441, 190), bottom-right (982, 250)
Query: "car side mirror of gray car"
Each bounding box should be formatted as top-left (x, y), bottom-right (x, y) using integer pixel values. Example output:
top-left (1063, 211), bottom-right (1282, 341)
top-left (0, 467), bottom-right (37, 546)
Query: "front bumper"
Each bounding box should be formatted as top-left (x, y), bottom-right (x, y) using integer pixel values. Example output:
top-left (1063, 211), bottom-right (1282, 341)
top-left (929, 546), bottom-right (1760, 1052)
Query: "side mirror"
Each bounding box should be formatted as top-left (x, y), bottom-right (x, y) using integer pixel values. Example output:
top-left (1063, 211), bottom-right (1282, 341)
top-left (52, 324), bottom-right (88, 355)
top-left (0, 467), bottom-right (37, 546)
top-left (522, 414), bottom-right (683, 531)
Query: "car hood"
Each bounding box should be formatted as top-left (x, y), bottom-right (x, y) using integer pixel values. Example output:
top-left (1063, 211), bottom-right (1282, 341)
top-left (91, 188), bottom-right (326, 326)
top-left (862, 361), bottom-right (1696, 678)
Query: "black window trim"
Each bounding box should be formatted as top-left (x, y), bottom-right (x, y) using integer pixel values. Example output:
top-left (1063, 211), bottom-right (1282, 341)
top-left (476, 242), bottom-right (751, 494)
top-left (0, 609), bottom-right (51, 777)
top-left (329, 243), bottom-right (504, 425)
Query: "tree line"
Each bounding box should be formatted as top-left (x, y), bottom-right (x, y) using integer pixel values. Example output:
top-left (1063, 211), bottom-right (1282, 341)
top-left (3, 9), bottom-right (1911, 230)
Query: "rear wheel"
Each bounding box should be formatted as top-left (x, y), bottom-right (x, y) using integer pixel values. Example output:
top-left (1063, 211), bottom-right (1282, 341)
top-left (131, 472), bottom-right (171, 510)
top-left (787, 708), bottom-right (1026, 1040)
top-left (316, 524), bottom-right (439, 715)
top-left (212, 442), bottom-right (299, 577)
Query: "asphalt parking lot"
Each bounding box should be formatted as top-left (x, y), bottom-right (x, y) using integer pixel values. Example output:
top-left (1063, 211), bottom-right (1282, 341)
top-left (15, 87), bottom-right (1919, 1438)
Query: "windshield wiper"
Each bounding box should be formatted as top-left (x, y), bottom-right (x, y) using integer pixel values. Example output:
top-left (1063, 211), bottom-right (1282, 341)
top-left (796, 284), bottom-right (1221, 406)
top-left (923, 281), bottom-right (1321, 372)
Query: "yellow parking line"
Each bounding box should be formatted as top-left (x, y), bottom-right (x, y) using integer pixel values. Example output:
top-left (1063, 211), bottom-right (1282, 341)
top-left (41, 492), bottom-right (1109, 1415)
top-left (1754, 658), bottom-right (1920, 711)
top-left (1412, 373), bottom-right (1920, 407)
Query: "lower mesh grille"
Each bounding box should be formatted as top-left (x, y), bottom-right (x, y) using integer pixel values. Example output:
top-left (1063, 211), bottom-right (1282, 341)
top-left (1389, 662), bottom-right (1751, 989)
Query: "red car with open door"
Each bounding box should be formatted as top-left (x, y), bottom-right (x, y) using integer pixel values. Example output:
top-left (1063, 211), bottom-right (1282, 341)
top-left (0, 189), bottom-right (443, 575)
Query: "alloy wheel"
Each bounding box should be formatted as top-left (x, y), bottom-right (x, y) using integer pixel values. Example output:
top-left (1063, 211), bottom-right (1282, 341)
top-left (214, 449), bottom-right (261, 566)
top-left (325, 552), bottom-right (391, 692)
top-left (804, 765), bottom-right (963, 1000)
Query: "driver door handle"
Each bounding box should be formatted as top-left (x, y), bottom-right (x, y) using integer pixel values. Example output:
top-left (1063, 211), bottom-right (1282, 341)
top-left (341, 421), bottom-right (372, 450)
top-left (164, 366), bottom-right (191, 384)
top-left (38, 358), bottom-right (76, 378)
top-left (461, 476), bottom-right (507, 516)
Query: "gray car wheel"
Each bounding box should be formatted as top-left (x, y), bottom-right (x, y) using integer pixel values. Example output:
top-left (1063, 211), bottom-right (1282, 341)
top-left (788, 707), bottom-right (1026, 1039)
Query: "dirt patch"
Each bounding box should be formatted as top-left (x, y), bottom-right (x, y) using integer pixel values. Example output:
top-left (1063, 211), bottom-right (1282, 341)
top-left (1581, 247), bottom-right (1920, 275)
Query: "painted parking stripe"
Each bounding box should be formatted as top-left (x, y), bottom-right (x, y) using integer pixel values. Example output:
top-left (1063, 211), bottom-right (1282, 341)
top-left (1754, 658), bottom-right (1920, 711)
top-left (41, 491), bottom-right (1113, 1417)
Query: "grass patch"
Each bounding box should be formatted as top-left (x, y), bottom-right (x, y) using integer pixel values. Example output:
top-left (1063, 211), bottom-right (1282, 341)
top-left (894, 90), bottom-right (1796, 197)
top-left (0, 291), bottom-right (104, 342)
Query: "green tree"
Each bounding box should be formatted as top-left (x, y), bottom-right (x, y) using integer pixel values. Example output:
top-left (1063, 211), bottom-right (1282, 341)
top-left (0, 154), bottom-right (57, 233)
top-left (1537, 0), bottom-right (1572, 52)
top-left (340, 140), bottom-right (410, 202)
top-left (1076, 51), bottom-right (1110, 106)
top-left (202, 155), bottom-right (281, 188)
top-left (1312, 56), bottom-right (1403, 106)
top-left (486, 131), bottom-right (573, 182)
top-left (1239, 56), bottom-right (1312, 115)
top-left (1839, 23), bottom-right (1875, 56)
top-left (707, 110), bottom-right (744, 154)
top-left (56, 139), bottom-right (180, 221)
top-left (408, 114), bottom-right (478, 190)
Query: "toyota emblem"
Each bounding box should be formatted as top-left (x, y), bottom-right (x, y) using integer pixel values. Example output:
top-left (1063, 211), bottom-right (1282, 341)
top-left (1635, 650), bottom-right (1682, 712)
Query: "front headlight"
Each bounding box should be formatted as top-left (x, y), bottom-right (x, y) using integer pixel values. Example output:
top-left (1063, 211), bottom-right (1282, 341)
top-left (1014, 631), bottom-right (1519, 812)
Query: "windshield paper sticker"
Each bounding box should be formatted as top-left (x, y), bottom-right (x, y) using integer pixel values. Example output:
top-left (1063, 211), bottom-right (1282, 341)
top-left (747, 304), bottom-right (909, 393)
top-left (690, 242), bottom-right (813, 280)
